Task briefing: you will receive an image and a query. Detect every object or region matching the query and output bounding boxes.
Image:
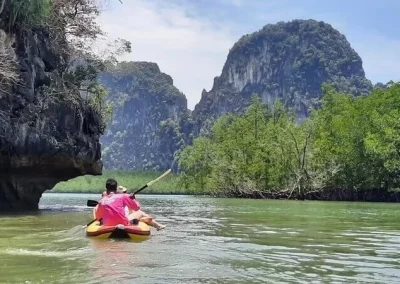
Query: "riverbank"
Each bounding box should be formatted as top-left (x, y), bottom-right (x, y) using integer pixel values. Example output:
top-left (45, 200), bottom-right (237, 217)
top-left (50, 171), bottom-right (400, 202)
top-left (177, 85), bottom-right (400, 203)
top-left (51, 171), bottom-right (191, 194)
top-left (212, 187), bottom-right (400, 202)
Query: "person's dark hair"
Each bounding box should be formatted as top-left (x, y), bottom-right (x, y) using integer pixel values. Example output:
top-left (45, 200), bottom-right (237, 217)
top-left (105, 178), bottom-right (118, 192)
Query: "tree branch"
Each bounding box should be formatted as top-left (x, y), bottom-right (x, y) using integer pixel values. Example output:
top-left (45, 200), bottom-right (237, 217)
top-left (0, 0), bottom-right (5, 14)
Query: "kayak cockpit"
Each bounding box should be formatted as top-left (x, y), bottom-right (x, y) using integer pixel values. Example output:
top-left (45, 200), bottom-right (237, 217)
top-left (86, 220), bottom-right (151, 240)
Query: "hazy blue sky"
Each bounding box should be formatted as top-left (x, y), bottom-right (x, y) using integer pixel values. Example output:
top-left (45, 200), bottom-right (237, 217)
top-left (99, 0), bottom-right (399, 109)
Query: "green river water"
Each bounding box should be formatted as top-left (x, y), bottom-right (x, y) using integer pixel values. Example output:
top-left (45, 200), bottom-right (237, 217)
top-left (0, 193), bottom-right (399, 283)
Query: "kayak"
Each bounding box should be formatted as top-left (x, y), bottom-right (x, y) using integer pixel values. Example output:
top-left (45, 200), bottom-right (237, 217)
top-left (86, 220), bottom-right (151, 240)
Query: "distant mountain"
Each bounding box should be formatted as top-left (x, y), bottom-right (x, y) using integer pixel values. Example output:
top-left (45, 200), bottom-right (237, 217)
top-left (99, 62), bottom-right (191, 170)
top-left (192, 19), bottom-right (372, 134)
top-left (100, 19), bottom-right (375, 170)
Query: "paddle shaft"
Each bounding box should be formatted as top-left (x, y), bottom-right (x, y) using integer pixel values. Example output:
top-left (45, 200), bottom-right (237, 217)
top-left (133, 169), bottom-right (171, 195)
top-left (86, 219), bottom-right (98, 227)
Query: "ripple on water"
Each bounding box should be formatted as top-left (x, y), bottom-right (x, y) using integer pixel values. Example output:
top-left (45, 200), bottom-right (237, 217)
top-left (39, 204), bottom-right (90, 212)
top-left (1, 194), bottom-right (400, 283)
top-left (2, 247), bottom-right (91, 259)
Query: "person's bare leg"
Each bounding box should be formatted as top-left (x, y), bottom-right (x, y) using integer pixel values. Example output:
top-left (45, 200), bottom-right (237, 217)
top-left (127, 210), bottom-right (143, 223)
top-left (149, 219), bottom-right (166, 231)
top-left (128, 210), bottom-right (166, 230)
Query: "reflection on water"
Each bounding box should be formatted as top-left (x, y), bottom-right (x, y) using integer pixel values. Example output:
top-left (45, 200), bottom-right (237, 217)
top-left (0, 193), bottom-right (398, 283)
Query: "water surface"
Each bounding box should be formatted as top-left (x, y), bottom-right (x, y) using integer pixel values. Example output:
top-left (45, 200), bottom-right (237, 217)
top-left (0, 193), bottom-right (399, 283)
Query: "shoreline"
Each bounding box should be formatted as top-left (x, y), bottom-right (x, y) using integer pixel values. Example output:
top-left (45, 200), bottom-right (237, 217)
top-left (45, 188), bottom-right (400, 202)
top-left (45, 190), bottom-right (197, 196)
top-left (48, 170), bottom-right (400, 203)
top-left (210, 187), bottom-right (400, 203)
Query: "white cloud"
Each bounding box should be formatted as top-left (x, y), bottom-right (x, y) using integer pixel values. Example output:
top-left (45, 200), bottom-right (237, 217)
top-left (98, 0), bottom-right (236, 110)
top-left (98, 0), bottom-right (400, 111)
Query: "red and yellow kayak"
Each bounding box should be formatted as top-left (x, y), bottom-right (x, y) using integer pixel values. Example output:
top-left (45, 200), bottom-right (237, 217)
top-left (86, 220), bottom-right (151, 240)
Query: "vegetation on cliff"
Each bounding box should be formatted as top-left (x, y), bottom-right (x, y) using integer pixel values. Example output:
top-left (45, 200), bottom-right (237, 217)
top-left (2, 0), bottom-right (130, 130)
top-left (228, 19), bottom-right (372, 94)
top-left (178, 83), bottom-right (400, 201)
top-left (52, 170), bottom-right (185, 194)
top-left (0, 0), bottom-right (129, 210)
top-left (99, 62), bottom-right (192, 171)
top-left (193, 19), bottom-right (372, 136)
top-left (90, 19), bottom-right (376, 175)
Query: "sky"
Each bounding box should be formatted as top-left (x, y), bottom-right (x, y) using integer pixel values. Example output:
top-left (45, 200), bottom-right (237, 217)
top-left (98, 0), bottom-right (400, 110)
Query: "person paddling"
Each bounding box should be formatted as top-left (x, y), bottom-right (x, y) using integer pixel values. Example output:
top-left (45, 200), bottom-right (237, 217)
top-left (94, 178), bottom-right (166, 230)
top-left (117, 185), bottom-right (166, 231)
top-left (92, 191), bottom-right (108, 219)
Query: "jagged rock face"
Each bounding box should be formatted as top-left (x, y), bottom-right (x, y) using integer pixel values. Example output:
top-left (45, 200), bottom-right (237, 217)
top-left (0, 28), bottom-right (103, 211)
top-left (100, 62), bottom-right (190, 171)
top-left (192, 19), bottom-right (373, 134)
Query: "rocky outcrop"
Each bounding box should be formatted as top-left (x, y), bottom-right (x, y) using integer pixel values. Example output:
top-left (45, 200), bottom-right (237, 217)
top-left (0, 27), bottom-right (103, 211)
top-left (192, 19), bottom-right (373, 134)
top-left (98, 20), bottom-right (375, 171)
top-left (100, 62), bottom-right (191, 171)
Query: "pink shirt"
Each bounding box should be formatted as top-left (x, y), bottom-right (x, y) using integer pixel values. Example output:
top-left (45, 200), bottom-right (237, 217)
top-left (95, 193), bottom-right (140, 226)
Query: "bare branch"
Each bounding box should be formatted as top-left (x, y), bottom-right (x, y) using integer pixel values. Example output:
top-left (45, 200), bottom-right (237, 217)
top-left (0, 0), bottom-right (5, 14)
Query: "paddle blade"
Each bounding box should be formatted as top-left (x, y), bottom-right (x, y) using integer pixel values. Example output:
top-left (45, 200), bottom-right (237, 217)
top-left (87, 200), bottom-right (99, 207)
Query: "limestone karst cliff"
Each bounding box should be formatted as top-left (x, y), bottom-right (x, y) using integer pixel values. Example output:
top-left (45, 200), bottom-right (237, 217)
top-left (101, 20), bottom-right (373, 170)
top-left (192, 19), bottom-right (372, 135)
top-left (100, 62), bottom-right (191, 171)
top-left (99, 19), bottom-right (374, 171)
top-left (0, 0), bottom-right (105, 210)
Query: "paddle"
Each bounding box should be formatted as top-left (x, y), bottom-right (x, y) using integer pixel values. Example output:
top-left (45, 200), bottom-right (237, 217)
top-left (84, 169), bottom-right (172, 227)
top-left (87, 200), bottom-right (100, 207)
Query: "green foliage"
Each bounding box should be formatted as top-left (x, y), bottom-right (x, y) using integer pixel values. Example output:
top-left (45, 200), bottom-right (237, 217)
top-left (5, 0), bottom-right (131, 134)
top-left (99, 61), bottom-right (189, 171)
top-left (178, 95), bottom-right (313, 196)
top-left (178, 84), bottom-right (400, 197)
top-left (106, 62), bottom-right (183, 101)
top-left (229, 19), bottom-right (372, 98)
top-left (194, 19), bottom-right (372, 139)
top-left (309, 83), bottom-right (400, 190)
top-left (8, 0), bottom-right (51, 27)
top-left (51, 170), bottom-right (190, 194)
top-left (63, 63), bottom-right (113, 131)
top-left (86, 82), bottom-right (113, 128)
top-left (178, 137), bottom-right (214, 193)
